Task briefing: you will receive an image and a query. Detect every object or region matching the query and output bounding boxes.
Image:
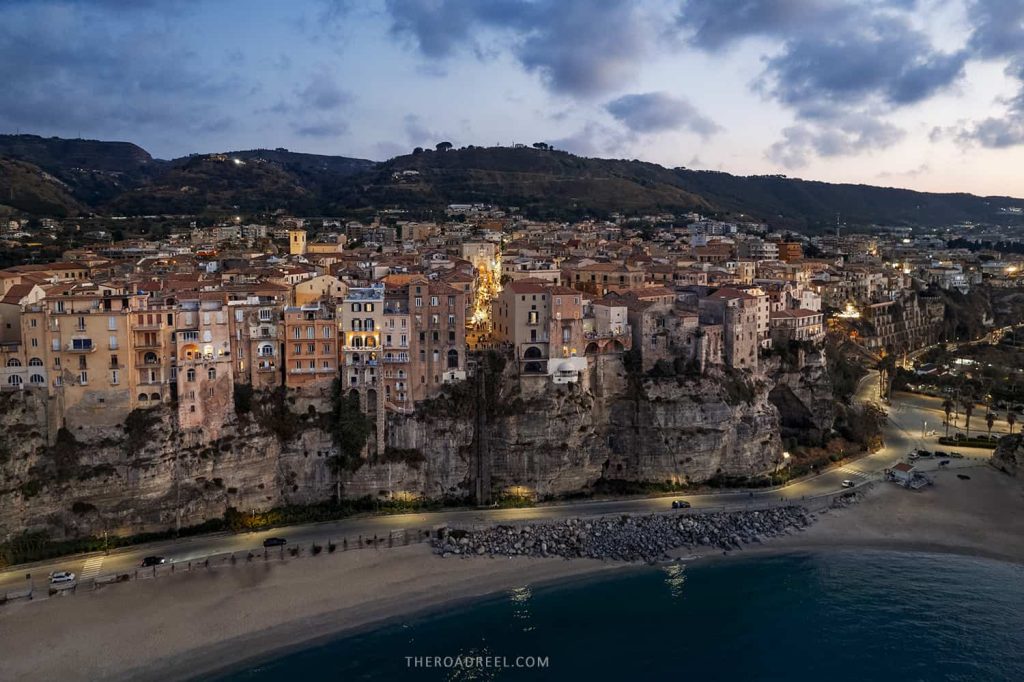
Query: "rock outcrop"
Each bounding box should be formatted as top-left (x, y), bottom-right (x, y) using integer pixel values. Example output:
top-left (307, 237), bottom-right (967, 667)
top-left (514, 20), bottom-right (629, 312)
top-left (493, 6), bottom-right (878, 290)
top-left (992, 434), bottom-right (1023, 478)
top-left (0, 351), bottom-right (833, 542)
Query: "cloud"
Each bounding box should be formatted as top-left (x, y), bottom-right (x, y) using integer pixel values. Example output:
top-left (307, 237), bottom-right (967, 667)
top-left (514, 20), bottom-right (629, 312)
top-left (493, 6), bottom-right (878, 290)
top-left (548, 121), bottom-right (631, 157)
top-left (296, 72), bottom-right (351, 111)
top-left (767, 115), bottom-right (905, 168)
top-left (293, 120), bottom-right (349, 138)
top-left (606, 92), bottom-right (721, 137)
top-left (954, 1), bottom-right (1024, 147)
top-left (384, 0), bottom-right (659, 96)
top-left (673, 1), bottom-right (968, 166)
top-left (0, 2), bottom-right (241, 150)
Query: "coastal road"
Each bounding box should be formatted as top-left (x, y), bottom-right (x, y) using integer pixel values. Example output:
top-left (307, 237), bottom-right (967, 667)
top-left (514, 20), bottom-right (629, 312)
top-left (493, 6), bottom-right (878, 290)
top-left (0, 372), bottom-right (994, 595)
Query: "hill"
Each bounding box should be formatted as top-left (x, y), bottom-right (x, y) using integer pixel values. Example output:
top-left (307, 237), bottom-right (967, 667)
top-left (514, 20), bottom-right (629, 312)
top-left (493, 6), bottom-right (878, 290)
top-left (671, 170), bottom-right (1024, 231)
top-left (328, 146), bottom-right (711, 219)
top-left (0, 134), bottom-right (162, 206)
top-left (0, 158), bottom-right (86, 217)
top-left (1, 134), bottom-right (1023, 231)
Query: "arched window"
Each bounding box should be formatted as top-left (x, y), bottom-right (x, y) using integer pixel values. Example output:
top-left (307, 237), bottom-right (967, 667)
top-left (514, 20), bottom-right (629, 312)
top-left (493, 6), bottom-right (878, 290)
top-left (29, 374), bottom-right (45, 385)
top-left (447, 349), bottom-right (459, 369)
top-left (6, 358), bottom-right (21, 367)
top-left (28, 357), bottom-right (43, 367)
top-left (258, 343), bottom-right (273, 357)
top-left (138, 393), bottom-right (149, 401)
top-left (186, 368), bottom-right (196, 382)
top-left (353, 337), bottom-right (363, 348)
top-left (365, 336), bottom-right (377, 348)
top-left (144, 351), bottom-right (158, 364)
top-left (150, 392), bottom-right (160, 401)
top-left (7, 375), bottom-right (22, 386)
top-left (207, 367), bottom-right (216, 380)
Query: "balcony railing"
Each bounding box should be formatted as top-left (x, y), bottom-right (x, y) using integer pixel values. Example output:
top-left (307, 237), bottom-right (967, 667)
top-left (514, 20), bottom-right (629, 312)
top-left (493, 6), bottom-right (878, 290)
top-left (288, 367), bottom-right (338, 374)
top-left (65, 341), bottom-right (96, 353)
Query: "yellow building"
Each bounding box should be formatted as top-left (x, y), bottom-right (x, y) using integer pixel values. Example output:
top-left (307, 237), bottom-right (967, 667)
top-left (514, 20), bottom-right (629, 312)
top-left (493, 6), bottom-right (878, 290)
top-left (288, 229), bottom-right (307, 256)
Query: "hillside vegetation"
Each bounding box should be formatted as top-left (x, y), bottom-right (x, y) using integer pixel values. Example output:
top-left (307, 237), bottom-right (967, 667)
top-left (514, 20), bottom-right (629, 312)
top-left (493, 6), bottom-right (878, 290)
top-left (2, 134), bottom-right (1023, 230)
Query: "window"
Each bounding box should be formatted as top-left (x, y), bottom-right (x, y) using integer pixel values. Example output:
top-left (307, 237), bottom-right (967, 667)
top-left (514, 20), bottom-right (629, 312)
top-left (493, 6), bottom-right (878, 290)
top-left (30, 374), bottom-right (45, 385)
top-left (259, 308), bottom-right (272, 321)
top-left (186, 368), bottom-right (196, 382)
top-left (528, 311), bottom-right (538, 325)
top-left (306, 326), bottom-right (315, 339)
top-left (6, 358), bottom-right (21, 367)
top-left (56, 301), bottom-right (65, 313)
top-left (323, 326), bottom-right (332, 338)
top-left (78, 371), bottom-right (88, 385)
top-left (430, 296), bottom-right (439, 306)
top-left (352, 303), bottom-right (362, 312)
top-left (207, 368), bottom-right (216, 380)
top-left (293, 343), bottom-right (301, 354)
top-left (414, 297), bottom-right (422, 308)
top-left (448, 296), bottom-right (455, 307)
top-left (111, 369), bottom-right (120, 385)
top-left (109, 335), bottom-right (118, 350)
top-left (307, 343), bottom-right (316, 353)
top-left (108, 316), bottom-right (117, 331)
top-left (7, 375), bottom-right (22, 386)
top-left (30, 318), bottom-right (37, 328)
top-left (28, 357), bottom-right (42, 366)
top-left (448, 314), bottom-right (455, 326)
top-left (30, 337), bottom-right (37, 348)
top-left (76, 316), bottom-right (86, 331)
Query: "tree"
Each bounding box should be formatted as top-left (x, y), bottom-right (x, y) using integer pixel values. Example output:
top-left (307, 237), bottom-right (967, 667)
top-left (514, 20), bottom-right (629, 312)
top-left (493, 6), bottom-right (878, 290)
top-left (986, 411), bottom-right (996, 438)
top-left (876, 353), bottom-right (896, 400)
top-left (412, 147), bottom-right (424, 155)
top-left (942, 398), bottom-right (954, 437)
top-left (532, 142), bottom-right (549, 150)
top-left (435, 141), bottom-right (453, 152)
top-left (1008, 411), bottom-right (1017, 435)
top-left (964, 402), bottom-right (974, 439)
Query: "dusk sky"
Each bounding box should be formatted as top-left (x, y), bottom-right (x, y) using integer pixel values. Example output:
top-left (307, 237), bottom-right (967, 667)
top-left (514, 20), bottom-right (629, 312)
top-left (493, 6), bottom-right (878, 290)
top-left (2, 0), bottom-right (1024, 197)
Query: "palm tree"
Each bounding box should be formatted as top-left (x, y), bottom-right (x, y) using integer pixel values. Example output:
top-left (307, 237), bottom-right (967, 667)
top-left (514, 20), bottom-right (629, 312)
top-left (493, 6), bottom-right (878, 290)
top-left (986, 411), bottom-right (995, 438)
top-left (1008, 411), bottom-right (1017, 435)
top-left (942, 398), bottom-right (954, 437)
top-left (964, 402), bottom-right (974, 439)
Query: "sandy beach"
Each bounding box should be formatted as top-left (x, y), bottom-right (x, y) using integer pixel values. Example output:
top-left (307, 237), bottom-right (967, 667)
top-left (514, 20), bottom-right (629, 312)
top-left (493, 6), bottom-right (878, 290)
top-left (2, 464), bottom-right (1022, 681)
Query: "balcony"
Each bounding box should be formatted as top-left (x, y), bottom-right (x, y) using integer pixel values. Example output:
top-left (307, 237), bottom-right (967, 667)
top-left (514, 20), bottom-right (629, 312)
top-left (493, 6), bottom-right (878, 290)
top-left (288, 367), bottom-right (338, 375)
top-left (134, 340), bottom-right (163, 349)
top-left (134, 322), bottom-right (164, 331)
top-left (65, 340), bottom-right (96, 353)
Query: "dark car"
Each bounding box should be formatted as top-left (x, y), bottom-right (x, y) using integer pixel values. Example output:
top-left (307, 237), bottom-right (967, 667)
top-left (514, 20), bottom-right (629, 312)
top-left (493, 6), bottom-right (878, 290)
top-left (140, 556), bottom-right (166, 567)
top-left (263, 537), bottom-right (287, 548)
top-left (939, 460), bottom-right (950, 467)
top-left (671, 500), bottom-right (691, 509)
top-left (934, 450), bottom-right (948, 457)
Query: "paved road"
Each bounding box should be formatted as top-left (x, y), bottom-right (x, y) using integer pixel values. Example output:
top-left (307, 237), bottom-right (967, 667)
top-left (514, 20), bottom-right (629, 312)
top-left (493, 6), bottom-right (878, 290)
top-left (0, 371), bottom-right (993, 596)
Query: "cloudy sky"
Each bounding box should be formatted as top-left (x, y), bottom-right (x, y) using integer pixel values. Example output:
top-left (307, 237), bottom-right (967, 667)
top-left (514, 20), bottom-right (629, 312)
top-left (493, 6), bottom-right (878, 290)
top-left (1, 0), bottom-right (1023, 196)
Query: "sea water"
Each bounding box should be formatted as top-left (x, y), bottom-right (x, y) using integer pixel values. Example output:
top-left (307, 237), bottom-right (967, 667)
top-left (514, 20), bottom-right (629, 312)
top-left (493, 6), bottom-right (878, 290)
top-left (219, 550), bottom-right (1024, 681)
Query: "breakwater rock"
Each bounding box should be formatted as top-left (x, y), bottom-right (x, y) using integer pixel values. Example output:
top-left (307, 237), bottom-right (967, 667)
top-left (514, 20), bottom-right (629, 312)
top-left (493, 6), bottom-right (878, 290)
top-left (433, 506), bottom-right (814, 563)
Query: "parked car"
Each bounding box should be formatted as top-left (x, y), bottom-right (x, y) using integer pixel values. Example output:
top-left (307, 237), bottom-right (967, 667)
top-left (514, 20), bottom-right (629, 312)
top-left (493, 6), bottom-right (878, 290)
top-left (263, 537), bottom-right (287, 548)
top-left (939, 460), bottom-right (950, 467)
top-left (49, 571), bottom-right (76, 585)
top-left (949, 451), bottom-right (964, 458)
top-left (934, 451), bottom-right (948, 458)
top-left (908, 452), bottom-right (920, 461)
top-left (671, 500), bottom-right (691, 509)
top-left (841, 480), bottom-right (855, 488)
top-left (140, 556), bottom-right (166, 567)
top-left (917, 450), bottom-right (934, 458)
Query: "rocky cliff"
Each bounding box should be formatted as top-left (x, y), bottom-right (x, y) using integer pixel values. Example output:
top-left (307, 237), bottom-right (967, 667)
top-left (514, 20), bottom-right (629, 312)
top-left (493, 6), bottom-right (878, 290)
top-left (992, 435), bottom-right (1023, 479)
top-left (0, 352), bottom-right (829, 543)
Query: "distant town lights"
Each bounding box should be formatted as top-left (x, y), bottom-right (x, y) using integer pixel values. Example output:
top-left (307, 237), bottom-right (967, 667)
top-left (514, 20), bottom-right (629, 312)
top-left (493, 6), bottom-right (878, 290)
top-left (836, 303), bottom-right (861, 319)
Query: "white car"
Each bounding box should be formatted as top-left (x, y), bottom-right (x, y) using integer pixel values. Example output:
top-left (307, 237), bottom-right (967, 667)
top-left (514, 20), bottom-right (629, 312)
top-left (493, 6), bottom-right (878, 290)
top-left (49, 571), bottom-right (76, 585)
top-left (841, 480), bottom-right (855, 488)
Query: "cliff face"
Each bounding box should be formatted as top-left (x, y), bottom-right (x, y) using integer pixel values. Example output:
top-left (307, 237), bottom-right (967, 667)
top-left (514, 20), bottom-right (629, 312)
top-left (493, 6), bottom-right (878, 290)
top-left (992, 435), bottom-right (1023, 479)
top-left (0, 353), bottom-right (829, 542)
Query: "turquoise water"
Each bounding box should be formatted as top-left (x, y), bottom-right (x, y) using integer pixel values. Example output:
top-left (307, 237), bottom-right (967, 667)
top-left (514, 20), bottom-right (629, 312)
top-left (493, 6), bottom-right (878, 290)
top-left (219, 551), bottom-right (1024, 681)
